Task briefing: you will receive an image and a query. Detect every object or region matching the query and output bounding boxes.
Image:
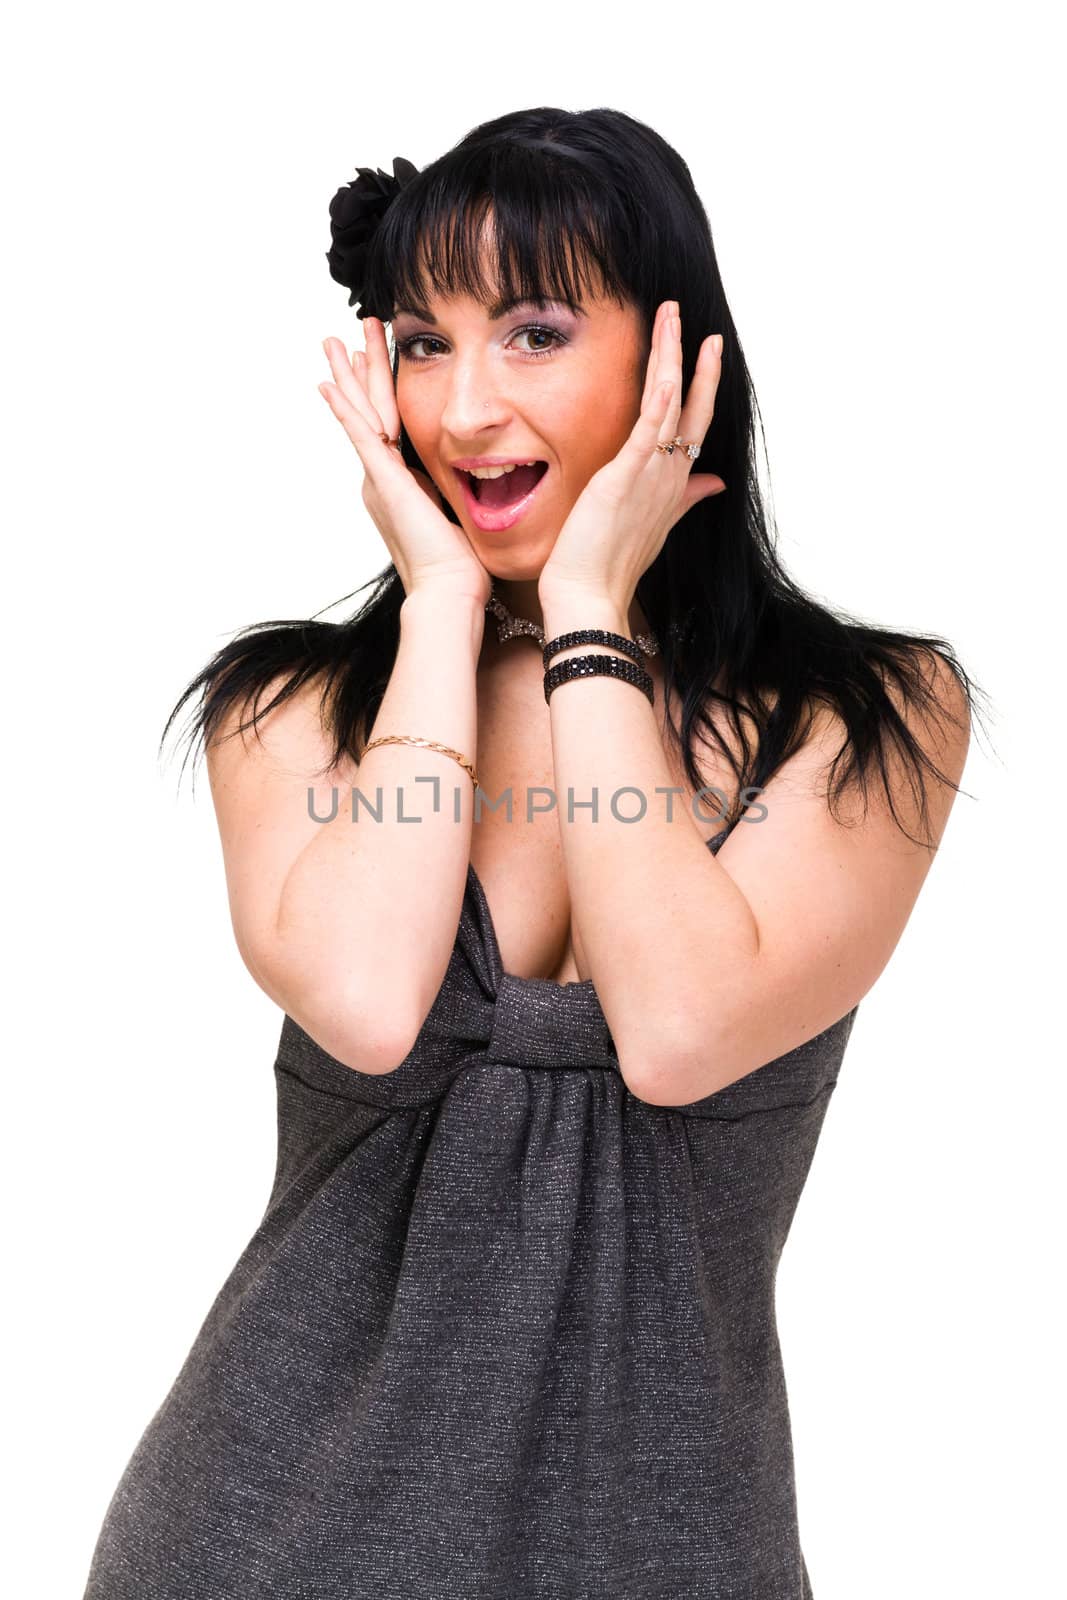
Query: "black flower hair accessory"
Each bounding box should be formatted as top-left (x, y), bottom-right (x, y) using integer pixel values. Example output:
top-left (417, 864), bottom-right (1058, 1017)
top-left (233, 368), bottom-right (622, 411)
top-left (326, 155), bottom-right (419, 314)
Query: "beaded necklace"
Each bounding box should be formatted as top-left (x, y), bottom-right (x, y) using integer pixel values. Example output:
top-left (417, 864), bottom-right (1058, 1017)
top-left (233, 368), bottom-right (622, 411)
top-left (484, 580), bottom-right (660, 658)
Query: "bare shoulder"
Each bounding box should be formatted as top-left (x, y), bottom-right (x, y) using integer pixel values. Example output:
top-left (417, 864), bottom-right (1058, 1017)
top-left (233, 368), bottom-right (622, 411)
top-left (800, 642), bottom-right (971, 843)
top-left (673, 642), bottom-right (971, 851)
top-left (205, 668), bottom-right (358, 793)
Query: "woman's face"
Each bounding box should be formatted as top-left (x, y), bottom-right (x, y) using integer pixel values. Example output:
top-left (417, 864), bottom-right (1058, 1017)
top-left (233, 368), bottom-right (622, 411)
top-left (390, 270), bottom-right (650, 574)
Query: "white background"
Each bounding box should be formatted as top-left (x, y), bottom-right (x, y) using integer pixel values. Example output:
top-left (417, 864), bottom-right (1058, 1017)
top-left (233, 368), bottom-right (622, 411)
top-left (3, 2), bottom-right (1060, 1594)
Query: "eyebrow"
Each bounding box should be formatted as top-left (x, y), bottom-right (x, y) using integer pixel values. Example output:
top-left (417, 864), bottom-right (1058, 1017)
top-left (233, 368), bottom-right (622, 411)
top-left (391, 295), bottom-right (585, 324)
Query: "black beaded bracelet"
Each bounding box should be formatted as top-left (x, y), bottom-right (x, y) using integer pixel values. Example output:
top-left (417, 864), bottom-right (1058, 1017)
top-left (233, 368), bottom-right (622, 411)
top-left (542, 627), bottom-right (647, 671)
top-left (544, 652), bottom-right (655, 706)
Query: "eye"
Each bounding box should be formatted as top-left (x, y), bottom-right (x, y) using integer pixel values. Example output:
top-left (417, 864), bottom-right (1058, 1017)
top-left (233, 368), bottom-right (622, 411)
top-left (394, 324), bottom-right (568, 364)
top-left (509, 325), bottom-right (567, 359)
top-left (394, 333), bottom-right (447, 362)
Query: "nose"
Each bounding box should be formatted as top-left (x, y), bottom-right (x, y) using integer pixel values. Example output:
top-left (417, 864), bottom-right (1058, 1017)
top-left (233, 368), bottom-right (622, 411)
top-left (438, 347), bottom-right (512, 439)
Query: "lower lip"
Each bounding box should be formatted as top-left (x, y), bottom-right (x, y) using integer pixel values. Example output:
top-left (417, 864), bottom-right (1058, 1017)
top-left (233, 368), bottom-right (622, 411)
top-left (454, 466), bottom-right (549, 532)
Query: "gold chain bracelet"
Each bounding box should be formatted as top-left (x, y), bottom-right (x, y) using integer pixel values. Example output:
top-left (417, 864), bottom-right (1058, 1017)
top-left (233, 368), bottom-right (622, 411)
top-left (361, 734), bottom-right (479, 791)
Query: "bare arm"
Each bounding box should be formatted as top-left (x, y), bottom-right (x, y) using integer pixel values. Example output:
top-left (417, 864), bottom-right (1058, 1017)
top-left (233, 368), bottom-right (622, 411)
top-left (536, 593), bottom-right (971, 1107)
top-left (206, 586), bottom-right (484, 1074)
top-left (207, 304), bottom-right (494, 1075)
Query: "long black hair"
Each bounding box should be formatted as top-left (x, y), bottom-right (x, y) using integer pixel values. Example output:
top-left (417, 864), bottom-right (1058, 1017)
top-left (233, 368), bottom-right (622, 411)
top-left (161, 105), bottom-right (991, 846)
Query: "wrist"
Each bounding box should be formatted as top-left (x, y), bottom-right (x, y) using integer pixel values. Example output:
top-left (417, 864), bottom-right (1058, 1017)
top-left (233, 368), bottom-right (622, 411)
top-left (400, 585), bottom-right (487, 652)
top-left (538, 588), bottom-right (632, 644)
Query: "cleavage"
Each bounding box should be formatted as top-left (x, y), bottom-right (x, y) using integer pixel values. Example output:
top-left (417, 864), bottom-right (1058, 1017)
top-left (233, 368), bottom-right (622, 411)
top-left (469, 827), bottom-right (585, 985)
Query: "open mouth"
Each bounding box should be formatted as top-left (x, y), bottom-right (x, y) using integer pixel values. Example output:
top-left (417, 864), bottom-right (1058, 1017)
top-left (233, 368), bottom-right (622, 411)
top-left (459, 461), bottom-right (548, 508)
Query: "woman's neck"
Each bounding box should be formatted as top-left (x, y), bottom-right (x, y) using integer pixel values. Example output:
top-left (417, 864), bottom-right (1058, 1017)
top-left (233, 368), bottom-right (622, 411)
top-left (491, 577), bottom-right (652, 639)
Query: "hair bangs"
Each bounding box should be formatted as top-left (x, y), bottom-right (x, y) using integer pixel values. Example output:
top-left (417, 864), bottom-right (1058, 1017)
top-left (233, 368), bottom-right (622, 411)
top-left (362, 146), bottom-right (636, 322)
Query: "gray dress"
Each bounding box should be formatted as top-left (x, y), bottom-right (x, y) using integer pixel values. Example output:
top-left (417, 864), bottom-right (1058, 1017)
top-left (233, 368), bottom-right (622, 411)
top-left (83, 823), bottom-right (859, 1598)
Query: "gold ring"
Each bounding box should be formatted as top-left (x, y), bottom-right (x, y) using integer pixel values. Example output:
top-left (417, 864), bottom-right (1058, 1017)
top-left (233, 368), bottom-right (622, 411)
top-left (655, 436), bottom-right (701, 460)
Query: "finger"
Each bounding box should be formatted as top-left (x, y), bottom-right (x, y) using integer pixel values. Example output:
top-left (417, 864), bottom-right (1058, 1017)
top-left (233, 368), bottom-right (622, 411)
top-left (317, 374), bottom-right (402, 469)
top-left (639, 301), bottom-right (673, 414)
top-left (676, 332), bottom-right (723, 448)
top-left (362, 317), bottom-right (402, 440)
top-left (626, 372), bottom-right (676, 466)
top-left (660, 309), bottom-right (684, 441)
top-left (640, 300), bottom-right (673, 412)
top-left (323, 337), bottom-right (383, 435)
top-left (347, 347), bottom-right (397, 438)
top-left (675, 470), bottom-right (727, 522)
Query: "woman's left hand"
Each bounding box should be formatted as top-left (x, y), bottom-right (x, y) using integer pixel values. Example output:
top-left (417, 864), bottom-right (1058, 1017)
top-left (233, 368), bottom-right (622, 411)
top-left (538, 301), bottom-right (725, 609)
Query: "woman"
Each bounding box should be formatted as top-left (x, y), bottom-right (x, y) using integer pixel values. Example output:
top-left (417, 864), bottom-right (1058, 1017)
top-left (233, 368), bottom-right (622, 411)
top-left (83, 107), bottom-right (983, 1597)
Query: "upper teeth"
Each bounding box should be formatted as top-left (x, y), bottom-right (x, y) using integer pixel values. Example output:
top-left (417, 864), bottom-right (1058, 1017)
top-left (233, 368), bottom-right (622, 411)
top-left (466, 461), bottom-right (538, 479)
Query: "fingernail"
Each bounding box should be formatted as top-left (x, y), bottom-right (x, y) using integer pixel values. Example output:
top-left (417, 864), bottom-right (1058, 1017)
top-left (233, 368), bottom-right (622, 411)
top-left (713, 334), bottom-right (723, 358)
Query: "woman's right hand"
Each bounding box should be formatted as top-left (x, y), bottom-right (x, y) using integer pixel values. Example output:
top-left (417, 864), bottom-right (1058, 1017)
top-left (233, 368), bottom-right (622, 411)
top-left (319, 319), bottom-right (492, 608)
